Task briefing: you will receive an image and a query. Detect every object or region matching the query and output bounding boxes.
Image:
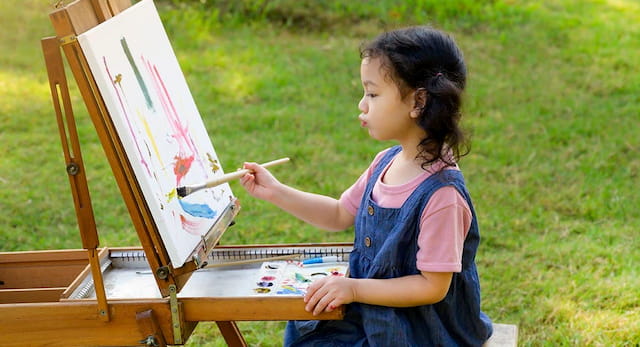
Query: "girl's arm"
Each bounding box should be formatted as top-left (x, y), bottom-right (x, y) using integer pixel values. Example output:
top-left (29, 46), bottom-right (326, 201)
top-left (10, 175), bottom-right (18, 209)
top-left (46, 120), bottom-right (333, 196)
top-left (240, 162), bottom-right (355, 231)
top-left (303, 272), bottom-right (453, 316)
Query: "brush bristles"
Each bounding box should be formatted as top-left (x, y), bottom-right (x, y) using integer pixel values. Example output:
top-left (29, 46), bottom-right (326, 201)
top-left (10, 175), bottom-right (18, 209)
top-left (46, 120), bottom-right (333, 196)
top-left (176, 183), bottom-right (206, 198)
top-left (176, 186), bottom-right (188, 198)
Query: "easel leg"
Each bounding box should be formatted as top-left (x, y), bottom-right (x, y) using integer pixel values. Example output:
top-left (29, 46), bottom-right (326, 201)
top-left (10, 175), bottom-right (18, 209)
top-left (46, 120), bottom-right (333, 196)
top-left (216, 321), bottom-right (247, 347)
top-left (88, 248), bottom-right (110, 321)
top-left (42, 35), bottom-right (110, 322)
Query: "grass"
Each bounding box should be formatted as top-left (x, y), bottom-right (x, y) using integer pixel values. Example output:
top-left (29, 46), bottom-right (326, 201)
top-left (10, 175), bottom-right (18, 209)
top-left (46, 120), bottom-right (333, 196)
top-left (1, 0), bottom-right (639, 345)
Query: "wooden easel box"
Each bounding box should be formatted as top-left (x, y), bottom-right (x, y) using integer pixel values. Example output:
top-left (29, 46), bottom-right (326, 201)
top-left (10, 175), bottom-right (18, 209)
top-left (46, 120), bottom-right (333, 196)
top-left (0, 243), bottom-right (351, 320)
top-left (0, 243), bottom-right (351, 346)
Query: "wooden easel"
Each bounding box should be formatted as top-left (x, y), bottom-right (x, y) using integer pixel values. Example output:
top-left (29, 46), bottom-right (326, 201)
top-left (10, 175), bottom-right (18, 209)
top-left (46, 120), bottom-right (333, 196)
top-left (0, 0), bottom-right (349, 346)
top-left (45, 0), bottom-right (200, 299)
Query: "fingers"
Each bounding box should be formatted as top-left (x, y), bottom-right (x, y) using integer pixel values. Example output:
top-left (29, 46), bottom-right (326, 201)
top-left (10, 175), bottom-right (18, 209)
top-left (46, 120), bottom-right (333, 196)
top-left (242, 161), bottom-right (274, 182)
top-left (244, 161), bottom-right (271, 176)
top-left (326, 301), bottom-right (340, 312)
top-left (240, 171), bottom-right (252, 182)
top-left (303, 277), bottom-right (351, 316)
top-left (240, 162), bottom-right (281, 201)
top-left (304, 280), bottom-right (325, 315)
top-left (239, 170), bottom-right (256, 192)
top-left (240, 162), bottom-right (263, 195)
top-left (303, 276), bottom-right (324, 302)
top-left (305, 285), bottom-right (332, 315)
top-left (242, 162), bottom-right (259, 171)
top-left (307, 290), bottom-right (342, 316)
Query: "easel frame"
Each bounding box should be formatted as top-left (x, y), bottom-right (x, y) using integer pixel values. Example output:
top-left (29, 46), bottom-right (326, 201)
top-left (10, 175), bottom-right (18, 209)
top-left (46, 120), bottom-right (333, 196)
top-left (47, 0), bottom-right (200, 299)
top-left (0, 0), bottom-right (347, 346)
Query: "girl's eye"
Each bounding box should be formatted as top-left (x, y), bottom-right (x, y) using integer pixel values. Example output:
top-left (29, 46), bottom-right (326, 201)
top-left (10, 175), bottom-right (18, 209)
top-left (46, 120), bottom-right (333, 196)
top-left (366, 93), bottom-right (377, 98)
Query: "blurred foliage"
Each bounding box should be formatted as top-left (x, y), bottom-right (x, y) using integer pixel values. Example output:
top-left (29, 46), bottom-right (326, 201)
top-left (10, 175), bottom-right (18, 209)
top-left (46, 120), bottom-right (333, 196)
top-left (163, 0), bottom-right (531, 31)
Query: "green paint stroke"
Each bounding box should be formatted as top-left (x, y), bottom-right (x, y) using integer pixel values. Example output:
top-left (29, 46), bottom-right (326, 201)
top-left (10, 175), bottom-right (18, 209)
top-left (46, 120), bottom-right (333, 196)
top-left (120, 37), bottom-right (153, 110)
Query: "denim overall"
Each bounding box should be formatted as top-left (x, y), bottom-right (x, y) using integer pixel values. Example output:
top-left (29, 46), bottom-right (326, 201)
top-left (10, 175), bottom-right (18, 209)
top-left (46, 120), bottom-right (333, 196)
top-left (285, 146), bottom-right (493, 346)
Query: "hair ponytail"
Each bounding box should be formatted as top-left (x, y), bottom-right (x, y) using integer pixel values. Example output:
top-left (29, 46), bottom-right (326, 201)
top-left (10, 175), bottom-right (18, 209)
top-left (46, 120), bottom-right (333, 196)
top-left (417, 71), bottom-right (467, 168)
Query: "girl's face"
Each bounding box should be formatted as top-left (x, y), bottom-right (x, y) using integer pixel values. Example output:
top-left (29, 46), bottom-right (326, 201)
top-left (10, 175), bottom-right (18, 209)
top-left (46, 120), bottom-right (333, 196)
top-left (358, 57), bottom-right (418, 142)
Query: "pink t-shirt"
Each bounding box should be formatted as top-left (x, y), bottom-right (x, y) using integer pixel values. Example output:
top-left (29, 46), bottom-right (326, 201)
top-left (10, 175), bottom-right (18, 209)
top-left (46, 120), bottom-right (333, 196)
top-left (339, 148), bottom-right (471, 273)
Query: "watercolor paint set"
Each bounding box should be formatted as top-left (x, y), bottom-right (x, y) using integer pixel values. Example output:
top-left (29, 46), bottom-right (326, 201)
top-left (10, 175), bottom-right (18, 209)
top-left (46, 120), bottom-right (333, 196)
top-left (253, 261), bottom-right (349, 296)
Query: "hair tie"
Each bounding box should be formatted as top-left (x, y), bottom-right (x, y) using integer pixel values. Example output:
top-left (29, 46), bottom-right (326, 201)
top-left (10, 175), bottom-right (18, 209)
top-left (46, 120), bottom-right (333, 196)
top-left (435, 72), bottom-right (443, 78)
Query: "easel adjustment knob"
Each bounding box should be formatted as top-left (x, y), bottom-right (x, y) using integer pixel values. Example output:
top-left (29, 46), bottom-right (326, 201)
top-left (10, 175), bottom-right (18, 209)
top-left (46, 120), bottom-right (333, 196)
top-left (66, 162), bottom-right (80, 175)
top-left (155, 266), bottom-right (170, 280)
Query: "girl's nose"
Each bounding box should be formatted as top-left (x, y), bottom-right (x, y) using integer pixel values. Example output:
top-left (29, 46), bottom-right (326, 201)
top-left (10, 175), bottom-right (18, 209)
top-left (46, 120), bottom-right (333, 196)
top-left (358, 96), bottom-right (367, 114)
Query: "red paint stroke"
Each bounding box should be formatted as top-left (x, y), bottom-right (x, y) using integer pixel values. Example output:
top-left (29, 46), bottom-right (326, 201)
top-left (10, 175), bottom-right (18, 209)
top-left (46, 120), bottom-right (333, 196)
top-left (142, 56), bottom-right (206, 185)
top-left (102, 57), bottom-right (152, 177)
top-left (180, 214), bottom-right (204, 235)
top-left (173, 154), bottom-right (195, 183)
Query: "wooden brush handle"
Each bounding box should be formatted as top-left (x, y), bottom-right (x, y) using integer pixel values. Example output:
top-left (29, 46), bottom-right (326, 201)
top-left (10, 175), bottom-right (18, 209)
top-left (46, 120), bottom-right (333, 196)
top-left (204, 157), bottom-right (290, 189)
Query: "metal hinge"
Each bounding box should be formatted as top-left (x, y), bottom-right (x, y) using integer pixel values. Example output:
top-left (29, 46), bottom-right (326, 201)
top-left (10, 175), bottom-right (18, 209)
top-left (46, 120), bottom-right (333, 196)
top-left (169, 284), bottom-right (182, 344)
top-left (59, 34), bottom-right (77, 46)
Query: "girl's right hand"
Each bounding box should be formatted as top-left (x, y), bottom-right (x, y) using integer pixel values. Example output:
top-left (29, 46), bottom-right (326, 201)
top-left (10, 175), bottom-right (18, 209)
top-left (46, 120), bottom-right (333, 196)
top-left (304, 276), bottom-right (356, 316)
top-left (239, 162), bottom-right (281, 201)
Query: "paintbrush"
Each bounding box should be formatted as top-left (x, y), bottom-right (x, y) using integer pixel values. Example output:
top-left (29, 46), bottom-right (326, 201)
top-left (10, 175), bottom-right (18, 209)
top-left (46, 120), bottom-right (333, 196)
top-left (176, 157), bottom-right (290, 198)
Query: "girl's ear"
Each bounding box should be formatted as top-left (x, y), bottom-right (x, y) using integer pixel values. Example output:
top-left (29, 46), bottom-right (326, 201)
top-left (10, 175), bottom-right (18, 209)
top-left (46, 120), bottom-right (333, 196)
top-left (410, 88), bottom-right (428, 118)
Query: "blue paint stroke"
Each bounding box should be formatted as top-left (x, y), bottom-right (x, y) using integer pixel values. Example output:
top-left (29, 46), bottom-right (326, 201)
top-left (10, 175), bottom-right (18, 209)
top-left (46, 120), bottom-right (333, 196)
top-left (178, 199), bottom-right (217, 219)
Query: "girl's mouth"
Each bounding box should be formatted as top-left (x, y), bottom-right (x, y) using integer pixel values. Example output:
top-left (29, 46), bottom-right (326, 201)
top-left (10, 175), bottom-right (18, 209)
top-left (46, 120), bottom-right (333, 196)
top-left (358, 114), bottom-right (367, 127)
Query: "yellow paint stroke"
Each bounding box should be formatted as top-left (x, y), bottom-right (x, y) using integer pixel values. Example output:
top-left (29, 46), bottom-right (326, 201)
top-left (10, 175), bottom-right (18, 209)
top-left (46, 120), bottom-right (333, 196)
top-left (137, 109), bottom-right (164, 168)
top-left (166, 188), bottom-right (177, 202)
top-left (207, 153), bottom-right (220, 173)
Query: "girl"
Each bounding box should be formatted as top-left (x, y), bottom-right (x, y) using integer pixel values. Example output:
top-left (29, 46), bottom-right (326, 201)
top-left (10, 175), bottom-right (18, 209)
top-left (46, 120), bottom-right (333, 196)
top-left (241, 26), bottom-right (493, 346)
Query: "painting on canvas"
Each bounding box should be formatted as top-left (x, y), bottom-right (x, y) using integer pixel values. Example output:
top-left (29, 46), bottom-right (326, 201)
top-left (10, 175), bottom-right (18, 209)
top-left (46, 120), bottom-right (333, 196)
top-left (77, 0), bottom-right (233, 267)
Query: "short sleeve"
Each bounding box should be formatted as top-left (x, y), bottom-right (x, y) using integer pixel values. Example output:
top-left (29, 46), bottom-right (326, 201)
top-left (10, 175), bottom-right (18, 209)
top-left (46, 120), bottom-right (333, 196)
top-left (416, 186), bottom-right (471, 273)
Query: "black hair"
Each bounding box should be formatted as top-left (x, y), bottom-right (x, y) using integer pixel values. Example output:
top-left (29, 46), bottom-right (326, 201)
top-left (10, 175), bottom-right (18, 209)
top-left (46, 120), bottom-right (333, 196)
top-left (360, 26), bottom-right (469, 169)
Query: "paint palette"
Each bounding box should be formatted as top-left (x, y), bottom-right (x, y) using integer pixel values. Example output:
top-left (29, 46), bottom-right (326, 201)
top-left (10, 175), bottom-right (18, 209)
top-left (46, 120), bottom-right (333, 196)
top-left (252, 261), bottom-right (349, 296)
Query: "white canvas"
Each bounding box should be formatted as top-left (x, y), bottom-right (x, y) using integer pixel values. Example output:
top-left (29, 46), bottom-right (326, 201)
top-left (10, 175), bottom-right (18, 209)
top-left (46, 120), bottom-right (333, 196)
top-left (77, 0), bottom-right (234, 267)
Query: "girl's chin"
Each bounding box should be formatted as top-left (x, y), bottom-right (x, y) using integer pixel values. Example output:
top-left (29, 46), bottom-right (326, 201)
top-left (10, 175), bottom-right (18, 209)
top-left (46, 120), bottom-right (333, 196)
top-left (367, 130), bottom-right (384, 141)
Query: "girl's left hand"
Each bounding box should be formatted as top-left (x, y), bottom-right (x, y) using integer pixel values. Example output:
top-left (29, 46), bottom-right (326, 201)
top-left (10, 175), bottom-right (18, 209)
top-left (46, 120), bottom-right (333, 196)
top-left (304, 276), bottom-right (356, 316)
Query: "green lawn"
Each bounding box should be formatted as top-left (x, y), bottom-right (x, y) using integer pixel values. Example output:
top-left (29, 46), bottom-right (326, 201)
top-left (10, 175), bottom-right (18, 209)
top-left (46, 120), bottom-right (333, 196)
top-left (1, 0), bottom-right (638, 345)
